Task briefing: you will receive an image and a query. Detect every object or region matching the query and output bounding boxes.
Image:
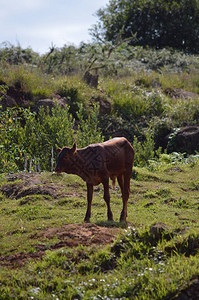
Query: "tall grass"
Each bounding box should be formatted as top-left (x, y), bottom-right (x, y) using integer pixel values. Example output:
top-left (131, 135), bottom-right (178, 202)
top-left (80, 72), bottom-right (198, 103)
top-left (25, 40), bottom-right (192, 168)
top-left (167, 98), bottom-right (199, 126)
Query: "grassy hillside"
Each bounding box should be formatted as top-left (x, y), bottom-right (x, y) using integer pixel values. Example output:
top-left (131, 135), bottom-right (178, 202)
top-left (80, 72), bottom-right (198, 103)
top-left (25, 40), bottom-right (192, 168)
top-left (0, 44), bottom-right (199, 174)
top-left (0, 161), bottom-right (198, 299)
top-left (0, 43), bottom-right (199, 299)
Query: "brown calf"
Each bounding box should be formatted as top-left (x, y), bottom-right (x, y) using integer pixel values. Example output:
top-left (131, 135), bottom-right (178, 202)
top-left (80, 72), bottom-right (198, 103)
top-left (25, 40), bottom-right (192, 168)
top-left (55, 137), bottom-right (135, 222)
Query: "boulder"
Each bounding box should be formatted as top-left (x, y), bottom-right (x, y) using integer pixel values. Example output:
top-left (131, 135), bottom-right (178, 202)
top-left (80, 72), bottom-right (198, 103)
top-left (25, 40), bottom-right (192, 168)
top-left (83, 71), bottom-right (99, 88)
top-left (164, 88), bottom-right (199, 99)
top-left (36, 98), bottom-right (67, 113)
top-left (98, 98), bottom-right (112, 115)
top-left (150, 223), bottom-right (168, 239)
top-left (167, 126), bottom-right (199, 154)
top-left (1, 95), bottom-right (17, 110)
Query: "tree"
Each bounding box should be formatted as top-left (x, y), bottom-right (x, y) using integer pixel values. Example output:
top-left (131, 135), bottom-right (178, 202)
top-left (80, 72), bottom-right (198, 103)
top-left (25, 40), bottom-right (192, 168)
top-left (91, 0), bottom-right (199, 54)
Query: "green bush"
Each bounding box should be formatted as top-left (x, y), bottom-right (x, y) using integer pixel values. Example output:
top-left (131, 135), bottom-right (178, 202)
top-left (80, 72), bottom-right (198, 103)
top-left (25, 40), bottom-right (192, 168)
top-left (0, 108), bottom-right (27, 172)
top-left (22, 105), bottom-right (75, 171)
top-left (114, 93), bottom-right (147, 119)
top-left (56, 80), bottom-right (82, 117)
top-left (133, 130), bottom-right (156, 167)
top-left (0, 104), bottom-right (104, 173)
top-left (0, 42), bottom-right (39, 65)
top-left (113, 89), bottom-right (166, 120)
top-left (76, 104), bottom-right (104, 147)
top-left (169, 98), bottom-right (199, 126)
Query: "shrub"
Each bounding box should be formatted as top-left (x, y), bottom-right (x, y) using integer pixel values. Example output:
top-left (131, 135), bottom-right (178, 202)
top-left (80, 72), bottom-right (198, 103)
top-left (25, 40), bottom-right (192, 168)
top-left (113, 93), bottom-right (147, 120)
top-left (133, 130), bottom-right (155, 167)
top-left (76, 104), bottom-right (104, 147)
top-left (0, 42), bottom-right (39, 65)
top-left (0, 104), bottom-right (104, 173)
top-left (0, 108), bottom-right (27, 172)
top-left (113, 89), bottom-right (166, 121)
top-left (22, 105), bottom-right (75, 171)
top-left (56, 80), bottom-right (84, 118)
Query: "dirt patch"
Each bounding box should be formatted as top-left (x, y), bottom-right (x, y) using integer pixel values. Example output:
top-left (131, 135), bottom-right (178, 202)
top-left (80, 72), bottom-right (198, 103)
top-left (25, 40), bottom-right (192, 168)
top-left (1, 172), bottom-right (63, 199)
top-left (37, 223), bottom-right (119, 247)
top-left (1, 183), bottom-right (58, 199)
top-left (0, 223), bottom-right (120, 267)
top-left (0, 250), bottom-right (44, 267)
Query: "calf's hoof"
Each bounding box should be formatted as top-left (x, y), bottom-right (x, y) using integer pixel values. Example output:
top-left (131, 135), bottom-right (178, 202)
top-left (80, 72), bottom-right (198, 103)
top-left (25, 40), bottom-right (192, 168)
top-left (108, 211), bottom-right (114, 221)
top-left (84, 217), bottom-right (90, 223)
top-left (120, 214), bottom-right (127, 223)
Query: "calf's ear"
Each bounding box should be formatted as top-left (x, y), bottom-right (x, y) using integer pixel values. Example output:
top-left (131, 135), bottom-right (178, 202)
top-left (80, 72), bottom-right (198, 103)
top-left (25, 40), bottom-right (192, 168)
top-left (57, 148), bottom-right (62, 153)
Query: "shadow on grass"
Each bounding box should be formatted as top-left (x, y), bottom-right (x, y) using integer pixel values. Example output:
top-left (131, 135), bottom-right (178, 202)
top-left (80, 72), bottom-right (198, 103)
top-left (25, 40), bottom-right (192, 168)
top-left (95, 220), bottom-right (128, 228)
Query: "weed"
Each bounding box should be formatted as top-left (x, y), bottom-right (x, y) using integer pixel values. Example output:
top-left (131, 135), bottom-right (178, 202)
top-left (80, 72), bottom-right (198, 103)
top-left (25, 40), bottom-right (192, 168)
top-left (156, 187), bottom-right (171, 198)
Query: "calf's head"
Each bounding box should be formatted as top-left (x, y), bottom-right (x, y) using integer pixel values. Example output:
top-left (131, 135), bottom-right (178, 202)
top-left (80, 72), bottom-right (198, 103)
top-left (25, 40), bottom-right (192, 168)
top-left (55, 142), bottom-right (77, 173)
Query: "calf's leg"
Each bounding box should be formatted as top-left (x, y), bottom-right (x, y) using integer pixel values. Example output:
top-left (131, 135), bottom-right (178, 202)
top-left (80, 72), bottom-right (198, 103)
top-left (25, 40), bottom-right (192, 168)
top-left (120, 172), bottom-right (131, 222)
top-left (84, 183), bottom-right (93, 222)
top-left (102, 179), bottom-right (113, 221)
top-left (117, 174), bottom-right (124, 197)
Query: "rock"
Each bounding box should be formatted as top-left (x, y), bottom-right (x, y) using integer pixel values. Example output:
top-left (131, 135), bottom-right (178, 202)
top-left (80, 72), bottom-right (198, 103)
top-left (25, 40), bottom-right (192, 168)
top-left (167, 126), bottom-right (199, 154)
top-left (1, 95), bottom-right (17, 110)
top-left (174, 278), bottom-right (199, 300)
top-left (149, 223), bottom-right (168, 240)
top-left (56, 98), bottom-right (67, 109)
top-left (37, 99), bottom-right (56, 110)
top-left (83, 71), bottom-right (99, 88)
top-left (98, 98), bottom-right (112, 115)
top-left (36, 98), bottom-right (67, 113)
top-left (164, 88), bottom-right (199, 99)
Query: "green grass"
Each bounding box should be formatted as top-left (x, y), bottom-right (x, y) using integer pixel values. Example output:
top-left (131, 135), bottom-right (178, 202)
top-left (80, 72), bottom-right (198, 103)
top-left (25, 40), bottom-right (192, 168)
top-left (0, 162), bottom-right (198, 299)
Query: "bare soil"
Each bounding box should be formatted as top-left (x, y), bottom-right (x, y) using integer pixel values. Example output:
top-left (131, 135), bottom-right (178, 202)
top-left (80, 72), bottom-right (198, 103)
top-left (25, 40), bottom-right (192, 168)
top-left (0, 223), bottom-right (119, 267)
top-left (1, 172), bottom-right (62, 199)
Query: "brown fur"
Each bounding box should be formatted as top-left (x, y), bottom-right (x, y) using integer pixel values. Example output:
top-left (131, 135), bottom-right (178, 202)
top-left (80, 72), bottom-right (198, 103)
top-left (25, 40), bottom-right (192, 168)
top-left (55, 137), bottom-right (135, 222)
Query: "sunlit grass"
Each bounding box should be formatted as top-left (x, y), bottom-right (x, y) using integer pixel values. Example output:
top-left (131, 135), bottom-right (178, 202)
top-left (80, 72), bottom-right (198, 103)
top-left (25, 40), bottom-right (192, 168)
top-left (0, 162), bottom-right (198, 298)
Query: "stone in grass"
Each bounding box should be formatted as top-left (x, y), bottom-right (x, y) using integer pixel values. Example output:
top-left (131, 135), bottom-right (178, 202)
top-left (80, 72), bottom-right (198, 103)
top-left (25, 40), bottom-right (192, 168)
top-left (149, 222), bottom-right (168, 240)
